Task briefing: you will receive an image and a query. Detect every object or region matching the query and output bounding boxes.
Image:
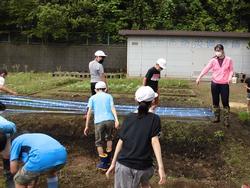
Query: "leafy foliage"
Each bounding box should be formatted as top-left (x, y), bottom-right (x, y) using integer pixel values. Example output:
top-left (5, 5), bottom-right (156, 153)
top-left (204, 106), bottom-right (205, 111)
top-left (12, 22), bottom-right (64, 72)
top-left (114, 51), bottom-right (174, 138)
top-left (0, 0), bottom-right (249, 43)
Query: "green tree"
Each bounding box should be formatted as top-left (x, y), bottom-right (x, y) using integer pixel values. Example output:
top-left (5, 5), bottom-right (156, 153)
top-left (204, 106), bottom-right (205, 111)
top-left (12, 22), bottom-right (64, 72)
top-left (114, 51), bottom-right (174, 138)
top-left (32, 3), bottom-right (68, 41)
top-left (0, 0), bottom-right (249, 43)
top-left (8, 0), bottom-right (38, 32)
top-left (66, 0), bottom-right (97, 43)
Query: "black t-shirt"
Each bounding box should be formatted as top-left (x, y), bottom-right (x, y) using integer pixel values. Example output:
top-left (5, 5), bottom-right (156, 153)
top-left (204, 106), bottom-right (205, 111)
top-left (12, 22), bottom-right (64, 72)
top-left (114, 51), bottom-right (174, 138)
top-left (245, 77), bottom-right (250, 93)
top-left (117, 112), bottom-right (161, 170)
top-left (145, 67), bottom-right (160, 92)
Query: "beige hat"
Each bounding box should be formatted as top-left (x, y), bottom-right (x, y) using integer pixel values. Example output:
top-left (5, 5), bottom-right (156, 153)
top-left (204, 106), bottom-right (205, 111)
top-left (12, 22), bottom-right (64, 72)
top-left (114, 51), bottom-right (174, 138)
top-left (135, 86), bottom-right (158, 102)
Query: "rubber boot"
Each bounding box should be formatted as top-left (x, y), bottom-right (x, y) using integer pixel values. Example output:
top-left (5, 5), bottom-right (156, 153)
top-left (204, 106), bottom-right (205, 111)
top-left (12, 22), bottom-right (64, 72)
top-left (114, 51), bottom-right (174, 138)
top-left (96, 154), bottom-right (110, 171)
top-left (212, 106), bottom-right (220, 123)
top-left (223, 107), bottom-right (230, 127)
top-left (3, 159), bottom-right (15, 188)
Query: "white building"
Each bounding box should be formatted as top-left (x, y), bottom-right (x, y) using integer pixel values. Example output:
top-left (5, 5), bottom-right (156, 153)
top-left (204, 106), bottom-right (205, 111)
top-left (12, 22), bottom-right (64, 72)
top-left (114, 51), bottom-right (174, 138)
top-left (119, 30), bottom-right (250, 79)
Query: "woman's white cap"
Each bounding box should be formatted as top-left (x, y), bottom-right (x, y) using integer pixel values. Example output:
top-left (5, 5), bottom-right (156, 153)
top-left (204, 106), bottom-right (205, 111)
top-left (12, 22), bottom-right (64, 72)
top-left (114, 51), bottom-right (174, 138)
top-left (95, 81), bottom-right (107, 89)
top-left (94, 50), bottom-right (107, 57)
top-left (156, 58), bottom-right (166, 69)
top-left (135, 86), bottom-right (158, 102)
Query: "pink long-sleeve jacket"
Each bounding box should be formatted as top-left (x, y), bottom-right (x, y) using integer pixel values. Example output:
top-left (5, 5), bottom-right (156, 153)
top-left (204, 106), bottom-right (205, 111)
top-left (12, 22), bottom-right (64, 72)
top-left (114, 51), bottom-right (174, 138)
top-left (197, 56), bottom-right (234, 84)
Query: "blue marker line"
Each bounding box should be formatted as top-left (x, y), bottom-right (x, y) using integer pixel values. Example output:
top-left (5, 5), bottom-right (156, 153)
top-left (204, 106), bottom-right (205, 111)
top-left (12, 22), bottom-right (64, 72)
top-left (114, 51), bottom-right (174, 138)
top-left (0, 95), bottom-right (213, 118)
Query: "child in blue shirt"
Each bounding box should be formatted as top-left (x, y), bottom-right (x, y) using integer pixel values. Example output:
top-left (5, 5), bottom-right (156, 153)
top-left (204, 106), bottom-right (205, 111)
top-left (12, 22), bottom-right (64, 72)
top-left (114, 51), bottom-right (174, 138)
top-left (0, 132), bottom-right (67, 188)
top-left (0, 115), bottom-right (16, 187)
top-left (84, 81), bottom-right (119, 171)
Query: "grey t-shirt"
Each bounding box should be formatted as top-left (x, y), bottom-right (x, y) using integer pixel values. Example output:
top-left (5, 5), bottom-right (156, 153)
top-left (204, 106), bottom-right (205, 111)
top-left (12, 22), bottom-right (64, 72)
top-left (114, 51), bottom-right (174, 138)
top-left (89, 60), bottom-right (104, 83)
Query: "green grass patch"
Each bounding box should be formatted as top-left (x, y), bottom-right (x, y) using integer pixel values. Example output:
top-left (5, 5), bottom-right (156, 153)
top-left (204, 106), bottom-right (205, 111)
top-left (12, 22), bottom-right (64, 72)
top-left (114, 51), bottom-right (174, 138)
top-left (6, 73), bottom-right (189, 94)
top-left (5, 73), bottom-right (80, 94)
top-left (63, 78), bottom-right (190, 93)
top-left (238, 111), bottom-right (250, 122)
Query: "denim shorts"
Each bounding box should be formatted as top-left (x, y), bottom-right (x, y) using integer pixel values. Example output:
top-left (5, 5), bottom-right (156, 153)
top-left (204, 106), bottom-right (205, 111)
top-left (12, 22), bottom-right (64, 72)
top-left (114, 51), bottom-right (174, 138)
top-left (95, 120), bottom-right (114, 147)
top-left (114, 162), bottom-right (154, 188)
top-left (14, 164), bottom-right (65, 186)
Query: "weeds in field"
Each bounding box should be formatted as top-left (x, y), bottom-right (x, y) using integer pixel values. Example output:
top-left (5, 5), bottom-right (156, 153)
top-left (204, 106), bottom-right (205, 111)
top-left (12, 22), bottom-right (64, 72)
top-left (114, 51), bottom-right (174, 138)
top-left (6, 72), bottom-right (80, 94)
top-left (161, 120), bottom-right (223, 158)
top-left (238, 112), bottom-right (250, 125)
top-left (12, 64), bottom-right (20, 72)
top-left (214, 130), bottom-right (224, 141)
top-left (238, 111), bottom-right (250, 122)
top-left (64, 78), bottom-right (190, 93)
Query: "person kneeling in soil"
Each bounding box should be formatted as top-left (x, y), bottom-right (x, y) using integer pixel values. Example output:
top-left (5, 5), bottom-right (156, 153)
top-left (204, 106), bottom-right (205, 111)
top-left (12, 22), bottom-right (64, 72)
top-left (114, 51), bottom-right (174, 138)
top-left (84, 81), bottom-right (119, 171)
top-left (0, 114), bottom-right (16, 188)
top-left (0, 132), bottom-right (67, 188)
top-left (106, 86), bottom-right (166, 188)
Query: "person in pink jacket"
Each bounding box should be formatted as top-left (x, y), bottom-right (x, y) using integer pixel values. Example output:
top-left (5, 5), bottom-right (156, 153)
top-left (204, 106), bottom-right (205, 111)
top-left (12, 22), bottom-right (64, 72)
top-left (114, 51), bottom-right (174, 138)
top-left (196, 44), bottom-right (234, 127)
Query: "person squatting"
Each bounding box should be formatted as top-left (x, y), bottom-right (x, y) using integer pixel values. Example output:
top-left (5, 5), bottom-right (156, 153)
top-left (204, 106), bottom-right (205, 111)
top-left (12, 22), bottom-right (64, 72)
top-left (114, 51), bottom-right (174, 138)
top-left (0, 117), bottom-right (67, 188)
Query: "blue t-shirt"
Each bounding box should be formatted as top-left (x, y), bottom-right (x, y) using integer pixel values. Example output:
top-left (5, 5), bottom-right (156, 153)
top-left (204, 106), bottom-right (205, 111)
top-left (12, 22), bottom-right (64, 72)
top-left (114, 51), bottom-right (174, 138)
top-left (0, 116), bottom-right (16, 136)
top-left (10, 133), bottom-right (67, 172)
top-left (87, 92), bottom-right (115, 124)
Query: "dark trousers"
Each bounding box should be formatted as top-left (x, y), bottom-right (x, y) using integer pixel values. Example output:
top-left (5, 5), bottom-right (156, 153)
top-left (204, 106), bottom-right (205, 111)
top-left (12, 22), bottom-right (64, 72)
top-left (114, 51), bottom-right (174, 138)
top-left (211, 81), bottom-right (229, 107)
top-left (90, 82), bottom-right (97, 96)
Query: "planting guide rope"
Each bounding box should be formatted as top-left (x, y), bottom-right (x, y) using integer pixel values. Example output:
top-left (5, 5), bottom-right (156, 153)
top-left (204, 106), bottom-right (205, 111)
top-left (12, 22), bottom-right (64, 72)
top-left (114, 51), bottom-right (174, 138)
top-left (0, 95), bottom-right (214, 118)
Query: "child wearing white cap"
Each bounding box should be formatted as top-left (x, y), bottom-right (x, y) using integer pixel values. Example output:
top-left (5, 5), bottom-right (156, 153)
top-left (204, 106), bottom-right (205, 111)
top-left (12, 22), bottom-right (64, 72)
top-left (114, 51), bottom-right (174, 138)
top-left (84, 81), bottom-right (119, 171)
top-left (88, 50), bottom-right (108, 95)
top-left (143, 58), bottom-right (166, 112)
top-left (106, 86), bottom-right (166, 187)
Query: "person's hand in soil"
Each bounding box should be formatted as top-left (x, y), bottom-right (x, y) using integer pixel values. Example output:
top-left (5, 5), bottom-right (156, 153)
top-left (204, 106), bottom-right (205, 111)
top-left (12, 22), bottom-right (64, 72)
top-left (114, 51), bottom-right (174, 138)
top-left (105, 163), bottom-right (115, 179)
top-left (84, 127), bottom-right (89, 136)
top-left (158, 167), bottom-right (166, 185)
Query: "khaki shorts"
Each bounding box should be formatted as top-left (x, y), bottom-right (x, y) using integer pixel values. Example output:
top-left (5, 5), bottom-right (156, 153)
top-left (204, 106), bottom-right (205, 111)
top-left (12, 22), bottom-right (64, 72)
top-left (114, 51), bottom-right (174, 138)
top-left (14, 164), bottom-right (65, 186)
top-left (115, 162), bottom-right (154, 188)
top-left (95, 120), bottom-right (114, 147)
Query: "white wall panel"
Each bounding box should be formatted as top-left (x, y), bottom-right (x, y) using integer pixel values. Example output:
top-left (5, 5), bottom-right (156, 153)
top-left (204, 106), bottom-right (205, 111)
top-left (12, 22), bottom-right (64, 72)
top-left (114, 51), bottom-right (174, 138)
top-left (127, 36), bottom-right (250, 78)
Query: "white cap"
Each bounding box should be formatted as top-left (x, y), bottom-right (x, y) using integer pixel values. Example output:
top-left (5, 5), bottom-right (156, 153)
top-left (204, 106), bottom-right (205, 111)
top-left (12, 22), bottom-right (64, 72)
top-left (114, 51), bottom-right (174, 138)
top-left (95, 81), bottom-right (107, 89)
top-left (135, 86), bottom-right (158, 102)
top-left (94, 50), bottom-right (107, 57)
top-left (156, 58), bottom-right (166, 69)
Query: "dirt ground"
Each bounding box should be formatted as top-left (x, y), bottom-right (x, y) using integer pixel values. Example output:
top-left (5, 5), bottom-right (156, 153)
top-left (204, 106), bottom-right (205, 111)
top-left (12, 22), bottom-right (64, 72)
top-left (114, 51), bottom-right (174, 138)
top-left (1, 81), bottom-right (250, 188)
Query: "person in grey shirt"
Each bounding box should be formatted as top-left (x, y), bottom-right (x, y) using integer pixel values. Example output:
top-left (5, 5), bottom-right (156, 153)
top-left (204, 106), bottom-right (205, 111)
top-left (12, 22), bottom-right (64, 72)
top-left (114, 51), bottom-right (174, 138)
top-left (89, 50), bottom-right (108, 95)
